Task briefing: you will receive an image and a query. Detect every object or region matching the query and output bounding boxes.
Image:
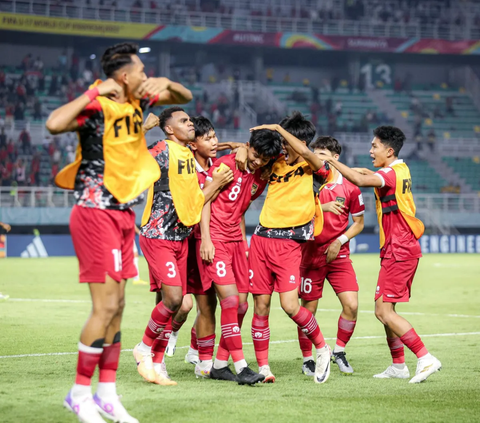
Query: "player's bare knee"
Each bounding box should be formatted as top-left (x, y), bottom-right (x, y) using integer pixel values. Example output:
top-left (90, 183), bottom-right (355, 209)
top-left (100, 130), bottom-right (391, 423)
top-left (280, 300), bottom-right (299, 317)
top-left (343, 301), bottom-right (358, 320)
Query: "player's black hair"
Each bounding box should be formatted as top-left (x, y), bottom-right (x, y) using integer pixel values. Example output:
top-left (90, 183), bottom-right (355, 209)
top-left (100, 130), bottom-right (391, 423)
top-left (309, 136), bottom-right (342, 156)
top-left (191, 116), bottom-right (215, 138)
top-left (249, 129), bottom-right (282, 158)
top-left (278, 111), bottom-right (316, 144)
top-left (101, 43), bottom-right (139, 78)
top-left (158, 106), bottom-right (186, 133)
top-left (373, 125), bottom-right (406, 157)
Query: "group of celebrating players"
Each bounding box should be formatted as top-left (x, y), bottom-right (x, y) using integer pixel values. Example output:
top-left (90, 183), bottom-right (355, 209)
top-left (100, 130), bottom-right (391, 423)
top-left (46, 43), bottom-right (442, 423)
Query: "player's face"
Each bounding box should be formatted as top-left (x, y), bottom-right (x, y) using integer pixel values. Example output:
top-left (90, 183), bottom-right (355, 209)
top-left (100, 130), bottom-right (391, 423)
top-left (166, 111), bottom-right (195, 142)
top-left (191, 130), bottom-right (218, 159)
top-left (282, 141), bottom-right (300, 165)
top-left (124, 55), bottom-right (147, 99)
top-left (370, 136), bottom-right (390, 168)
top-left (314, 148), bottom-right (339, 161)
top-left (246, 145), bottom-right (270, 172)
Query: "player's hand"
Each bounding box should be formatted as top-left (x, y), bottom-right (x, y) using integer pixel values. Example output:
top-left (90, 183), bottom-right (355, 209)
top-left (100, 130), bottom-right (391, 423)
top-left (324, 239), bottom-right (341, 264)
top-left (1, 223), bottom-right (11, 232)
top-left (138, 77), bottom-right (171, 98)
top-left (235, 145), bottom-right (248, 171)
top-left (315, 153), bottom-right (333, 164)
top-left (322, 201), bottom-right (345, 215)
top-left (97, 78), bottom-right (122, 98)
top-left (249, 124), bottom-right (279, 132)
top-left (260, 165), bottom-right (273, 181)
top-left (200, 238), bottom-right (215, 264)
top-left (143, 113), bottom-right (159, 132)
top-left (212, 167), bottom-right (234, 188)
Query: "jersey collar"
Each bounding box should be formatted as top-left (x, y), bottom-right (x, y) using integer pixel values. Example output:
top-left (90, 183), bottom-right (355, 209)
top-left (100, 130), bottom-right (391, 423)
top-left (195, 158), bottom-right (212, 175)
top-left (388, 159), bottom-right (404, 167)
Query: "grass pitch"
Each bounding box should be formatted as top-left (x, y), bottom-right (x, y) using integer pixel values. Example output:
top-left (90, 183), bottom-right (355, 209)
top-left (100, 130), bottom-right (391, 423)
top-left (0, 254), bottom-right (479, 423)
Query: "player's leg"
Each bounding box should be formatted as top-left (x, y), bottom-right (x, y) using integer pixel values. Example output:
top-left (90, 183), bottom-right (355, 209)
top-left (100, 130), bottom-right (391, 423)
top-left (332, 290), bottom-right (357, 374)
top-left (194, 291), bottom-right (217, 378)
top-left (132, 239), bottom-right (147, 286)
top-left (185, 311), bottom-right (200, 365)
top-left (298, 266), bottom-right (324, 377)
top-left (214, 283), bottom-right (264, 385)
top-left (373, 323), bottom-right (409, 379)
top-left (166, 294), bottom-right (194, 357)
top-left (252, 293), bottom-right (275, 382)
top-left (374, 259), bottom-right (441, 383)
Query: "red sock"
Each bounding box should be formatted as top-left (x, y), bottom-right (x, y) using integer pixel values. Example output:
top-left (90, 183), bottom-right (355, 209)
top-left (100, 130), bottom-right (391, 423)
top-left (75, 343), bottom-right (103, 385)
top-left (190, 327), bottom-right (198, 350)
top-left (171, 319), bottom-right (185, 333)
top-left (98, 339), bottom-right (121, 383)
top-left (336, 316), bottom-right (356, 347)
top-left (143, 302), bottom-right (175, 346)
top-left (291, 307), bottom-right (325, 349)
top-left (297, 326), bottom-right (313, 358)
top-left (400, 328), bottom-right (428, 358)
top-left (151, 324), bottom-right (172, 364)
top-left (387, 337), bottom-right (405, 364)
top-left (220, 296), bottom-right (244, 363)
top-left (198, 334), bottom-right (216, 361)
top-left (216, 337), bottom-right (230, 361)
top-left (238, 302), bottom-right (248, 328)
top-left (251, 314), bottom-right (270, 367)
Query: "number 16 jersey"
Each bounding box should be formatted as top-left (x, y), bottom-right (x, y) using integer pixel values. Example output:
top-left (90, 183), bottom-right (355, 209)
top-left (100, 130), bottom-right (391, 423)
top-left (207, 154), bottom-right (267, 242)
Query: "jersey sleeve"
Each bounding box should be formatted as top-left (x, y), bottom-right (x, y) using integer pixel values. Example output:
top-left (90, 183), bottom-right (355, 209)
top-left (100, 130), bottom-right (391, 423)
top-left (349, 185), bottom-right (366, 216)
top-left (314, 162), bottom-right (330, 182)
top-left (76, 99), bottom-right (102, 129)
top-left (140, 94), bottom-right (160, 112)
top-left (374, 167), bottom-right (396, 189)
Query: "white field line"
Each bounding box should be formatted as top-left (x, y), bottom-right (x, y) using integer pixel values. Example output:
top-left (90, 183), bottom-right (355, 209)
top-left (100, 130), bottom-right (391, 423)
top-left (1, 332), bottom-right (479, 360)
top-left (8, 299), bottom-right (480, 319)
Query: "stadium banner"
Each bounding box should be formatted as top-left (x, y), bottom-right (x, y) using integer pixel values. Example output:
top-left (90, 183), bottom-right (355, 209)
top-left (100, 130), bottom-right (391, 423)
top-left (1, 13), bottom-right (480, 55)
top-left (3, 234), bottom-right (480, 257)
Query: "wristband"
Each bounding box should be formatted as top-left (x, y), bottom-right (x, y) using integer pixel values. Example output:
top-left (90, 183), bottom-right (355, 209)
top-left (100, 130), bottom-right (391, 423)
top-left (85, 87), bottom-right (99, 102)
top-left (337, 234), bottom-right (349, 245)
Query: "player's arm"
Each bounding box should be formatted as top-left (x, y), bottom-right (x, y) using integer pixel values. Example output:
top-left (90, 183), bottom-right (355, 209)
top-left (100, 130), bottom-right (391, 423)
top-left (46, 79), bottom-right (122, 134)
top-left (325, 214), bottom-right (365, 264)
top-left (316, 154), bottom-right (383, 187)
top-left (199, 202), bottom-right (215, 264)
top-left (0, 221), bottom-right (11, 232)
top-left (201, 167), bottom-right (234, 203)
top-left (143, 113), bottom-right (159, 133)
top-left (352, 167), bottom-right (375, 175)
top-left (217, 142), bottom-right (245, 152)
top-left (250, 124), bottom-right (324, 171)
top-left (240, 214), bottom-right (249, 258)
top-left (141, 77), bottom-right (193, 106)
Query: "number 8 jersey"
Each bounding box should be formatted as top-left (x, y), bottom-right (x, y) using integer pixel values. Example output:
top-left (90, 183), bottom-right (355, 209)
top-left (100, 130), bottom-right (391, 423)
top-left (207, 154), bottom-right (267, 242)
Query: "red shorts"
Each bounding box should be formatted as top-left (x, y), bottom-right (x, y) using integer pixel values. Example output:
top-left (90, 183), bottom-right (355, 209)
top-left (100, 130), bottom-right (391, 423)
top-left (70, 205), bottom-right (136, 283)
top-left (375, 258), bottom-right (419, 303)
top-left (186, 236), bottom-right (213, 296)
top-left (300, 258), bottom-right (358, 302)
top-left (139, 236), bottom-right (188, 295)
top-left (248, 235), bottom-right (302, 295)
top-left (202, 240), bottom-right (249, 293)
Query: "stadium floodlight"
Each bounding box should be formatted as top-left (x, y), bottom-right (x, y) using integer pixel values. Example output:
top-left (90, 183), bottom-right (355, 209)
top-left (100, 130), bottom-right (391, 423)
top-left (89, 54), bottom-right (96, 59)
top-left (139, 47), bottom-right (151, 53)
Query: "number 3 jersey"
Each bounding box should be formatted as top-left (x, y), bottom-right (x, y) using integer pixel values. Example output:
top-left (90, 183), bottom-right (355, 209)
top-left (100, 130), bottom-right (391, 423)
top-left (207, 153), bottom-right (267, 242)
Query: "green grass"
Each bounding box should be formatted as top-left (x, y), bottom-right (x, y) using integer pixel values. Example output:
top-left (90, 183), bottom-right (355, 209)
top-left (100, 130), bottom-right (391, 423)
top-left (0, 254), bottom-right (479, 423)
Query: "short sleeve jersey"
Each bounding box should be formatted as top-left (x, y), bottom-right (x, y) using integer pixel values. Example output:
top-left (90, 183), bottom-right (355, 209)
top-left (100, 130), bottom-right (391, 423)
top-left (374, 165), bottom-right (422, 260)
top-left (73, 97), bottom-right (154, 210)
top-left (208, 154), bottom-right (267, 242)
top-left (140, 140), bottom-right (192, 241)
top-left (315, 173), bottom-right (365, 255)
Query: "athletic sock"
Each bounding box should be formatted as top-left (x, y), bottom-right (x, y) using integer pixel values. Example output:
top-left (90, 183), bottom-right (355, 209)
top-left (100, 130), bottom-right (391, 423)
top-left (238, 301), bottom-right (248, 328)
top-left (303, 355), bottom-right (314, 363)
top-left (291, 307), bottom-right (325, 349)
top-left (213, 359), bottom-right (228, 370)
top-left (400, 328), bottom-right (428, 359)
top-left (219, 296), bottom-right (244, 364)
top-left (171, 318), bottom-right (185, 334)
top-left (215, 301), bottom-right (249, 363)
top-left (143, 302), bottom-right (175, 346)
top-left (233, 359), bottom-right (248, 374)
top-left (75, 341), bottom-right (103, 387)
top-left (335, 316), bottom-right (356, 353)
top-left (387, 337), bottom-right (405, 364)
top-left (151, 324), bottom-right (172, 365)
top-left (133, 256), bottom-right (140, 281)
top-left (297, 326), bottom-right (313, 358)
top-left (98, 332), bottom-right (121, 385)
top-left (251, 314), bottom-right (270, 367)
top-left (197, 334), bottom-right (216, 361)
top-left (190, 327), bottom-right (198, 351)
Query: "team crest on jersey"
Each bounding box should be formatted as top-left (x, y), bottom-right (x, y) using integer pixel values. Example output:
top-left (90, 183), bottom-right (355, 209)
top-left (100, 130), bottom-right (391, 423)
top-left (251, 183), bottom-right (259, 197)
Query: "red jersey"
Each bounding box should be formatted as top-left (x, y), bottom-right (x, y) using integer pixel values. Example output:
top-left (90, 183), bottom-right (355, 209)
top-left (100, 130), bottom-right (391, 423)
top-left (374, 161), bottom-right (422, 260)
top-left (193, 158), bottom-right (213, 240)
top-left (208, 154), bottom-right (267, 242)
top-left (315, 172), bottom-right (365, 255)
